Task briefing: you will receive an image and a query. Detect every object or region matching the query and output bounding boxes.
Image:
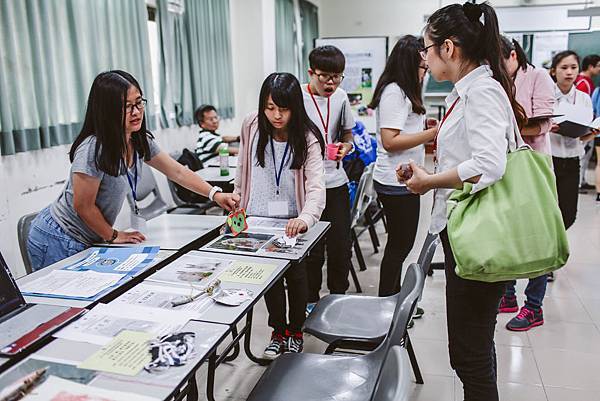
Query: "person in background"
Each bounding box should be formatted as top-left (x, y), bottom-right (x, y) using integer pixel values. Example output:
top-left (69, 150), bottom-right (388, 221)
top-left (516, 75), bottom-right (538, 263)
top-left (194, 104), bottom-right (239, 164)
top-left (368, 35), bottom-right (437, 303)
top-left (302, 46), bottom-right (356, 314)
top-left (575, 55), bottom-right (600, 190)
top-left (497, 36), bottom-right (556, 331)
top-left (406, 3), bottom-right (528, 399)
top-left (235, 73), bottom-right (325, 358)
top-left (550, 51), bottom-right (596, 232)
top-left (593, 87), bottom-right (600, 202)
top-left (27, 71), bottom-right (239, 271)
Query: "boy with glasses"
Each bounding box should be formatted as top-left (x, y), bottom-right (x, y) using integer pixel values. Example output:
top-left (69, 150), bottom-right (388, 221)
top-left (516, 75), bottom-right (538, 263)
top-left (302, 46), bottom-right (356, 312)
top-left (194, 104), bottom-right (239, 164)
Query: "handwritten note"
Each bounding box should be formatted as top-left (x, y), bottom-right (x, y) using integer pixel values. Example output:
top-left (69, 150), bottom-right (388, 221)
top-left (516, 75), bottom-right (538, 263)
top-left (218, 261), bottom-right (277, 285)
top-left (78, 330), bottom-right (152, 376)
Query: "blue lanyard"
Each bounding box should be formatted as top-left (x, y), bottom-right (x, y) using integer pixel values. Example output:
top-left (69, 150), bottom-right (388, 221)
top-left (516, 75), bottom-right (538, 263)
top-left (125, 152), bottom-right (139, 213)
top-left (270, 137), bottom-right (290, 195)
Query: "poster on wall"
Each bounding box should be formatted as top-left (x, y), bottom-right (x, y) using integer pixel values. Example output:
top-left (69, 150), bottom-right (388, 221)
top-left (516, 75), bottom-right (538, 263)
top-left (531, 32), bottom-right (569, 69)
top-left (314, 37), bottom-right (388, 116)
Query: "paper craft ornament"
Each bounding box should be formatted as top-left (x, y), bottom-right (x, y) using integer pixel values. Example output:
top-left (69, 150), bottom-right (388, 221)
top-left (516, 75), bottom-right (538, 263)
top-left (226, 208), bottom-right (248, 236)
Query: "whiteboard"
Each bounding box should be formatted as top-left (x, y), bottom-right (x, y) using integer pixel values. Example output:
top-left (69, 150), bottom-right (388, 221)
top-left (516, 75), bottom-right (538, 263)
top-left (497, 4), bottom-right (591, 32)
top-left (314, 37), bottom-right (388, 108)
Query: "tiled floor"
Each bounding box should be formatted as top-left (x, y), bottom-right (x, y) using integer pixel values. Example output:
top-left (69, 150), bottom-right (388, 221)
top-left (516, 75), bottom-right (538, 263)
top-left (195, 179), bottom-right (600, 401)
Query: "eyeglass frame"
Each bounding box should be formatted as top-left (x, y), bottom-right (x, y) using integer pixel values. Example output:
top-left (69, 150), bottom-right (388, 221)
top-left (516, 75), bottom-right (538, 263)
top-left (312, 71), bottom-right (345, 84)
top-left (419, 44), bottom-right (437, 60)
top-left (125, 98), bottom-right (147, 115)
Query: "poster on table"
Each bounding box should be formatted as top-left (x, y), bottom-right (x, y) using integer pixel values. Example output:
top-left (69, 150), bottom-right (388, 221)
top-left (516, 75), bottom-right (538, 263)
top-left (314, 36), bottom-right (388, 116)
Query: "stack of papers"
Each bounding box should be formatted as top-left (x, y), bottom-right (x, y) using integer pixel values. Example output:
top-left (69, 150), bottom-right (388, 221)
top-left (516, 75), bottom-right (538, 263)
top-left (554, 101), bottom-right (598, 138)
top-left (146, 251), bottom-right (231, 286)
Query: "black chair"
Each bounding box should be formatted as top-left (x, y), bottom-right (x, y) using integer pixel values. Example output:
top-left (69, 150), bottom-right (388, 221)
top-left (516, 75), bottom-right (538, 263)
top-left (17, 212), bottom-right (39, 275)
top-left (246, 263), bottom-right (424, 401)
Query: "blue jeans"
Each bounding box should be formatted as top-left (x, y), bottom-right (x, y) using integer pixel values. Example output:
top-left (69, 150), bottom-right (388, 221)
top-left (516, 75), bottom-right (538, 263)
top-left (27, 207), bottom-right (87, 271)
top-left (504, 274), bottom-right (548, 311)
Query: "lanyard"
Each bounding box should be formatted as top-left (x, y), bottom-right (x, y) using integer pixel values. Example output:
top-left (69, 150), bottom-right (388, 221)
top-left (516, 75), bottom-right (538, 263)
top-left (125, 152), bottom-right (139, 214)
top-left (270, 137), bottom-right (290, 195)
top-left (307, 84), bottom-right (331, 143)
top-left (433, 97), bottom-right (460, 165)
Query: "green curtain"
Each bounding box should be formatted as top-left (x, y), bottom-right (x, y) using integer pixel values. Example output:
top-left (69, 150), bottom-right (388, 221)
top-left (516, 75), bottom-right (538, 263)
top-left (300, 0), bottom-right (319, 82)
top-left (156, 0), bottom-right (235, 127)
top-left (275, 0), bottom-right (298, 76)
top-left (0, 0), bottom-right (155, 155)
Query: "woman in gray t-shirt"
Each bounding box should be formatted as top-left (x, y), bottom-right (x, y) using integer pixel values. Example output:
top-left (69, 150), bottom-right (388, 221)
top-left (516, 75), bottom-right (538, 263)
top-left (27, 70), bottom-right (239, 271)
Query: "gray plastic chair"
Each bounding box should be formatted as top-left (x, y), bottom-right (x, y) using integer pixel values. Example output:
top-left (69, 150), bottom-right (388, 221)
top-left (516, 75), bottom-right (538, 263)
top-left (302, 233), bottom-right (440, 383)
top-left (126, 162), bottom-right (169, 220)
top-left (246, 263), bottom-right (423, 401)
top-left (17, 212), bottom-right (38, 275)
top-left (371, 346), bottom-right (412, 401)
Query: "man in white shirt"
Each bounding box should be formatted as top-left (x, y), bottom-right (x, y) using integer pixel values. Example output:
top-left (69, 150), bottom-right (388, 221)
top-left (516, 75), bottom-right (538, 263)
top-left (302, 46), bottom-right (356, 310)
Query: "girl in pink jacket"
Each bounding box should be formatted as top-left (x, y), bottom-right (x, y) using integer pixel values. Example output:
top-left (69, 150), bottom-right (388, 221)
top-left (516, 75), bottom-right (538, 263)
top-left (235, 73), bottom-right (325, 358)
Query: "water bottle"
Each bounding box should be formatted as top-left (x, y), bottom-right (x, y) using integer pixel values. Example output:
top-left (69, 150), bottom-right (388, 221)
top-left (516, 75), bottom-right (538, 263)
top-left (219, 144), bottom-right (229, 176)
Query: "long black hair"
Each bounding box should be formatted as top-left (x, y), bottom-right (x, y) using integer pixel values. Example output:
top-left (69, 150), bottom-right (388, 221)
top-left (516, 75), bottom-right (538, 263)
top-left (425, 2), bottom-right (527, 129)
top-left (369, 35), bottom-right (426, 114)
top-left (550, 50), bottom-right (580, 83)
top-left (69, 70), bottom-right (153, 177)
top-left (500, 36), bottom-right (531, 73)
top-left (256, 73), bottom-right (324, 169)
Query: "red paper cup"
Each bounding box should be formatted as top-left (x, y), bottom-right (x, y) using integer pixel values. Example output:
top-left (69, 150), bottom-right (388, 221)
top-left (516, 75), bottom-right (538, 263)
top-left (326, 143), bottom-right (340, 160)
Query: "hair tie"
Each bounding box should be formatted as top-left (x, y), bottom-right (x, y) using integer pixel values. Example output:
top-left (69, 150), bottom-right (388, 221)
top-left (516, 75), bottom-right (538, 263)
top-left (462, 2), bottom-right (483, 23)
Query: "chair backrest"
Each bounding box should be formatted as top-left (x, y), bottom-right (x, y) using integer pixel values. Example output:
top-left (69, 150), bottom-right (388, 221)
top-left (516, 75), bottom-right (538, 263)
top-left (126, 162), bottom-right (169, 220)
top-left (371, 346), bottom-right (411, 401)
top-left (416, 233), bottom-right (440, 278)
top-left (351, 163), bottom-right (376, 228)
top-left (17, 212), bottom-right (38, 275)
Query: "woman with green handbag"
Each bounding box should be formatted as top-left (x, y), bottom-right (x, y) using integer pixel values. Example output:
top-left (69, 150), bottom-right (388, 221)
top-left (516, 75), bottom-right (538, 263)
top-left (403, 2), bottom-right (528, 400)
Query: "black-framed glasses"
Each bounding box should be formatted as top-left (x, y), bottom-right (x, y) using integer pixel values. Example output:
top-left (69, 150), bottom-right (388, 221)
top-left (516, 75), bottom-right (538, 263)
top-left (419, 44), bottom-right (436, 60)
top-left (315, 72), bottom-right (345, 84)
top-left (419, 65), bottom-right (429, 71)
top-left (125, 98), bottom-right (147, 115)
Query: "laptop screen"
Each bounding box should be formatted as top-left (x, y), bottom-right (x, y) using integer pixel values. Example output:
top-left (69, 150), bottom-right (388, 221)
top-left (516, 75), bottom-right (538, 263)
top-left (0, 251), bottom-right (26, 318)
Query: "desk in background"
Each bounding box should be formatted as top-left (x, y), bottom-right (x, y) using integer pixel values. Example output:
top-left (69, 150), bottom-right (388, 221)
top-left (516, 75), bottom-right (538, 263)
top-left (196, 167), bottom-right (235, 185)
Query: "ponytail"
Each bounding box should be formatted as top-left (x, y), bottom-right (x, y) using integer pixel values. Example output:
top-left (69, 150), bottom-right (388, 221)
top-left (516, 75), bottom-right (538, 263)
top-left (425, 2), bottom-right (527, 129)
top-left (500, 36), bottom-right (530, 73)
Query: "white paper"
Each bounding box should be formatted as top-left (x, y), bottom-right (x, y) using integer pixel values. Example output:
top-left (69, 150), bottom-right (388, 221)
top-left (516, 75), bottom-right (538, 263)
top-left (554, 101), bottom-right (594, 126)
top-left (24, 375), bottom-right (158, 401)
top-left (592, 117), bottom-right (600, 130)
top-left (111, 283), bottom-right (215, 316)
top-left (146, 251), bottom-right (232, 286)
top-left (246, 216), bottom-right (288, 230)
top-left (20, 270), bottom-right (123, 298)
top-left (267, 201), bottom-right (289, 217)
top-left (55, 303), bottom-right (194, 345)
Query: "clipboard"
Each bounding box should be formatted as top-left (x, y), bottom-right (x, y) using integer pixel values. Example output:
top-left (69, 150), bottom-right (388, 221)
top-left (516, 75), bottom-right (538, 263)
top-left (557, 119), bottom-right (600, 139)
top-left (527, 114), bottom-right (563, 122)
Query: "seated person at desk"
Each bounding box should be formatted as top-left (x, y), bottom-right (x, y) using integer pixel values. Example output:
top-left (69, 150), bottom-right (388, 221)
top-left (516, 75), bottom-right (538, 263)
top-left (235, 73), bottom-right (325, 358)
top-left (27, 70), bottom-right (240, 272)
top-left (195, 104), bottom-right (239, 164)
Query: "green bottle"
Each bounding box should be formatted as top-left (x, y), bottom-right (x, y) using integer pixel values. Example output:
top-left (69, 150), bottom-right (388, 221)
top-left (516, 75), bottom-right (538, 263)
top-left (219, 144), bottom-right (229, 176)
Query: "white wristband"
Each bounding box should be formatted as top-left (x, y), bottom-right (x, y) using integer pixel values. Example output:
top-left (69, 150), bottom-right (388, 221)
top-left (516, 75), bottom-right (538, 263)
top-left (208, 186), bottom-right (223, 201)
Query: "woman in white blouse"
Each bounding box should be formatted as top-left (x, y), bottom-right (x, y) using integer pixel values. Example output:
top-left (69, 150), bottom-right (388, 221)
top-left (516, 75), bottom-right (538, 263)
top-left (549, 51), bottom-right (595, 231)
top-left (404, 3), bottom-right (527, 401)
top-left (368, 35), bottom-right (437, 298)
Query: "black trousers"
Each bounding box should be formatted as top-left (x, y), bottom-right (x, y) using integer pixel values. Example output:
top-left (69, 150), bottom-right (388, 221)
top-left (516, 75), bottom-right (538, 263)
top-left (553, 156), bottom-right (580, 230)
top-left (264, 261), bottom-right (307, 334)
top-left (377, 192), bottom-right (420, 296)
top-left (441, 230), bottom-right (505, 401)
top-left (305, 184), bottom-right (352, 302)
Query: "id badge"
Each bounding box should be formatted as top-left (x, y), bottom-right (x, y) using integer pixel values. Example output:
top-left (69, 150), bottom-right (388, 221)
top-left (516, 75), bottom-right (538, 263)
top-left (130, 213), bottom-right (147, 232)
top-left (268, 201), bottom-right (288, 217)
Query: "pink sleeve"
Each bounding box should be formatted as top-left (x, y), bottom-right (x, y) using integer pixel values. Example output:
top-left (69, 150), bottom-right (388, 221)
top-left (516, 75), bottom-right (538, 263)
top-left (297, 140), bottom-right (325, 228)
top-left (234, 113), bottom-right (257, 197)
top-left (532, 69), bottom-right (555, 135)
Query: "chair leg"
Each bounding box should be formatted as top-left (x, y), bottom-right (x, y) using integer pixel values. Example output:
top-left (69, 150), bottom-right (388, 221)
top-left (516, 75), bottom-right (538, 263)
top-left (406, 333), bottom-right (424, 384)
top-left (351, 229), bottom-right (367, 271)
top-left (365, 212), bottom-right (379, 253)
top-left (349, 261), bottom-right (362, 293)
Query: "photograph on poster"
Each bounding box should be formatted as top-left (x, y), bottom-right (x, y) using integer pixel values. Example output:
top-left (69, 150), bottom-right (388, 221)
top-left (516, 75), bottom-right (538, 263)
top-left (208, 233), bottom-right (275, 253)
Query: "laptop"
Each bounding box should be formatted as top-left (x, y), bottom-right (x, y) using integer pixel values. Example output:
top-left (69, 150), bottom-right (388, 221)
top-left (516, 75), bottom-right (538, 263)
top-left (0, 251), bottom-right (85, 356)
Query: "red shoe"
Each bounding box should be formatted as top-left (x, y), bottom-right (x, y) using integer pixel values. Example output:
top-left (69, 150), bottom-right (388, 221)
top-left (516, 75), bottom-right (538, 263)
top-left (498, 295), bottom-right (518, 313)
top-left (506, 307), bottom-right (544, 332)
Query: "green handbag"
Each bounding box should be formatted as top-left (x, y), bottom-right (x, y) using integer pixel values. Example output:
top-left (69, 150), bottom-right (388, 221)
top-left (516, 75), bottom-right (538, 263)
top-left (446, 147), bottom-right (569, 283)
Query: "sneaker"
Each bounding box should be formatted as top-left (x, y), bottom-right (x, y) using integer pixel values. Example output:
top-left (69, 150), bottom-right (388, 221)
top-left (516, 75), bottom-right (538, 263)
top-left (413, 306), bottom-right (425, 319)
top-left (581, 182), bottom-right (595, 190)
top-left (305, 302), bottom-right (316, 316)
top-left (407, 319), bottom-right (414, 329)
top-left (263, 332), bottom-right (285, 359)
top-left (547, 272), bottom-right (555, 282)
top-left (285, 330), bottom-right (304, 353)
top-left (498, 295), bottom-right (518, 313)
top-left (506, 307), bottom-right (544, 331)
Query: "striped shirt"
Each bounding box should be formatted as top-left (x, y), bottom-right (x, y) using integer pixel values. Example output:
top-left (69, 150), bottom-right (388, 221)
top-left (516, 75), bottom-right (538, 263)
top-left (195, 129), bottom-right (223, 163)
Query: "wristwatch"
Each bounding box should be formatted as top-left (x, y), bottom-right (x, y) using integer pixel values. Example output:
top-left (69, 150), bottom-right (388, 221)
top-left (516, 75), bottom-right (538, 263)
top-left (209, 186), bottom-right (223, 201)
top-left (106, 229), bottom-right (118, 244)
top-left (344, 142), bottom-right (355, 155)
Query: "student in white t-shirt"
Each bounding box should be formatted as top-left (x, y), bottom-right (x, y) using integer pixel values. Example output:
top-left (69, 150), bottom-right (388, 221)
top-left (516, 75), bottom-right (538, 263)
top-left (369, 35), bottom-right (437, 297)
top-left (302, 46), bottom-right (355, 311)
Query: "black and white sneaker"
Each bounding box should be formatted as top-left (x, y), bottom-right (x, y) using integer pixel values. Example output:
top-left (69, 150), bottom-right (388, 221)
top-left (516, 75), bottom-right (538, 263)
top-left (285, 330), bottom-right (304, 353)
top-left (263, 332), bottom-right (285, 359)
top-left (413, 307), bottom-right (425, 319)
